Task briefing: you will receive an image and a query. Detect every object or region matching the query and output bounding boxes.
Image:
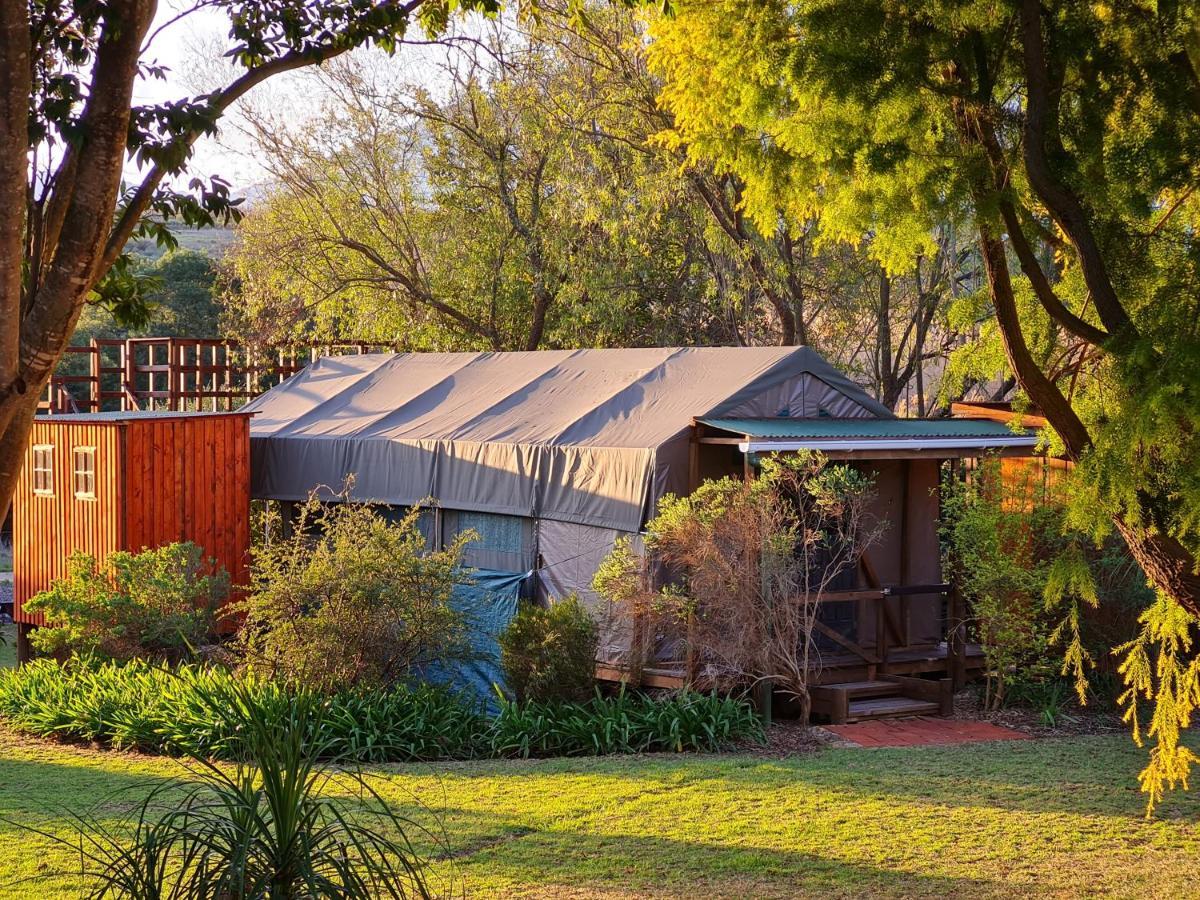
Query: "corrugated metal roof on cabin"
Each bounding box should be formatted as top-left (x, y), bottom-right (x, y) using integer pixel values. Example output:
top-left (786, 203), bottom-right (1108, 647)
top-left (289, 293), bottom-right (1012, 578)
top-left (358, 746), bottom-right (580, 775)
top-left (697, 417), bottom-right (1034, 439)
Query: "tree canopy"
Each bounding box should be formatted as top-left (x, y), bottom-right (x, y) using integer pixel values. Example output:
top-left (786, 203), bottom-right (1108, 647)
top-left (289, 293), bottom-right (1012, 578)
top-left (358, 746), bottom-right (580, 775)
top-left (648, 0), bottom-right (1200, 806)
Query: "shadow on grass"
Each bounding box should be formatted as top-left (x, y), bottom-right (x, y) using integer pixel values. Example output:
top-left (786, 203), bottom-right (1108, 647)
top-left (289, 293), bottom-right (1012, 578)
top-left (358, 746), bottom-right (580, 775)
top-left (410, 733), bottom-right (1191, 820)
top-left (401, 802), bottom-right (1015, 899)
top-left (0, 751), bottom-right (1018, 899)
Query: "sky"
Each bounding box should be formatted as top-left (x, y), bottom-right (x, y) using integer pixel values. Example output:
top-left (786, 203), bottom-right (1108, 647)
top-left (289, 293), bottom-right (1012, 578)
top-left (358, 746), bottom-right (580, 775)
top-left (132, 2), bottom-right (268, 191)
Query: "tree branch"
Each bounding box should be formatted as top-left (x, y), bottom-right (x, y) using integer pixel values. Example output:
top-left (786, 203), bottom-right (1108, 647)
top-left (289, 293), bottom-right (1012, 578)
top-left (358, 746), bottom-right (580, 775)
top-left (102, 0), bottom-right (427, 275)
top-left (1018, 0), bottom-right (1136, 341)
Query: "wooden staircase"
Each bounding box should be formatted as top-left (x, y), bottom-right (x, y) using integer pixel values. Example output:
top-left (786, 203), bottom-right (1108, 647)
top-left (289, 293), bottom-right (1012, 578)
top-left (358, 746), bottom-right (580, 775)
top-left (811, 675), bottom-right (953, 724)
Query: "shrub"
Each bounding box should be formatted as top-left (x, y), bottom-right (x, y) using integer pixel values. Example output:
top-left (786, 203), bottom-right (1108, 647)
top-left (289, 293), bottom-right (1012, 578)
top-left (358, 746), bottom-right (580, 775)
top-left (237, 498), bottom-right (472, 691)
top-left (23, 542), bottom-right (226, 662)
top-left (0, 658), bottom-right (764, 760)
top-left (940, 459), bottom-right (1153, 711)
top-left (594, 452), bottom-right (880, 722)
top-left (499, 595), bottom-right (599, 703)
top-left (488, 689), bottom-right (764, 757)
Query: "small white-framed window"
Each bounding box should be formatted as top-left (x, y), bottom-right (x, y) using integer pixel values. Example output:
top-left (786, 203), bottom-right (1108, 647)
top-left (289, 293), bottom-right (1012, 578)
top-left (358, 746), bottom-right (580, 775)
top-left (32, 445), bottom-right (54, 496)
top-left (73, 446), bottom-right (97, 500)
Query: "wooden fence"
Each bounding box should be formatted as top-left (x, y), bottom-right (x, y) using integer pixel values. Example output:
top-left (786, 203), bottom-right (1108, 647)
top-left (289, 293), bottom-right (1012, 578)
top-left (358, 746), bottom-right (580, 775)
top-left (38, 338), bottom-right (400, 415)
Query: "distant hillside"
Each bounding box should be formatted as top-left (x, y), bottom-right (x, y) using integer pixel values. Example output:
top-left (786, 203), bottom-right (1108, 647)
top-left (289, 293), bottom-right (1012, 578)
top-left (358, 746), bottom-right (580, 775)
top-left (126, 226), bottom-right (236, 262)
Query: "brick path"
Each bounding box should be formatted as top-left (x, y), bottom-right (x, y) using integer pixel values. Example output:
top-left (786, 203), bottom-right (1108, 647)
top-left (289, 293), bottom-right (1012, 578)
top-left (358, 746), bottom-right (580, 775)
top-left (823, 716), bottom-right (1032, 748)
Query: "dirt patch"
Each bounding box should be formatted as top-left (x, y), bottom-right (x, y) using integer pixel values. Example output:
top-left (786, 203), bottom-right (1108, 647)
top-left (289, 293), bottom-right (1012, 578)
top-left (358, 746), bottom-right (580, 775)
top-left (824, 716), bottom-right (1032, 748)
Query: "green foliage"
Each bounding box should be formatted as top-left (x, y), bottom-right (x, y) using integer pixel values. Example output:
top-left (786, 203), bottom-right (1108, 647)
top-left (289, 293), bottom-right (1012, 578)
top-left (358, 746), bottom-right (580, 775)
top-left (0, 659), bottom-right (485, 761)
top-left (941, 461), bottom-right (1153, 711)
top-left (23, 543), bottom-right (226, 663)
top-left (647, 0), bottom-right (1200, 804)
top-left (237, 499), bottom-right (471, 692)
top-left (940, 464), bottom-right (1062, 708)
top-left (15, 677), bottom-right (440, 899)
top-left (499, 595), bottom-right (599, 703)
top-left (56, 248), bottom-right (224, 396)
top-left (488, 688), bottom-right (764, 756)
top-left (0, 658), bottom-right (763, 761)
top-left (1116, 594), bottom-right (1200, 815)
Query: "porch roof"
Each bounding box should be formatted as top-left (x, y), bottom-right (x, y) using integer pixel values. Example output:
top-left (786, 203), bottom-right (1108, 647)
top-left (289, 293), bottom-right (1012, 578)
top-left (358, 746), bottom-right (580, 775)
top-left (695, 417), bottom-right (1042, 458)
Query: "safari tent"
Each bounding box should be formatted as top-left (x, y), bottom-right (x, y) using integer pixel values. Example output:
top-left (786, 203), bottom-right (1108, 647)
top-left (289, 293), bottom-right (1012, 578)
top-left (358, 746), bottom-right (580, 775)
top-left (245, 346), bottom-right (1039, 713)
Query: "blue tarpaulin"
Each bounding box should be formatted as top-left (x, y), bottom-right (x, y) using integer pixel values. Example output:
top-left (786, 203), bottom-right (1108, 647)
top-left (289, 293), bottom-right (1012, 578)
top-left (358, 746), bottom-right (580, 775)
top-left (425, 568), bottom-right (527, 712)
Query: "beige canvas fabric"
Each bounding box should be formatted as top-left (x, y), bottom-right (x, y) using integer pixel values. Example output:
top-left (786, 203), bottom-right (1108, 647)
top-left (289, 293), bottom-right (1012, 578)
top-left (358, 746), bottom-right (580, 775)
top-left (246, 346), bottom-right (890, 531)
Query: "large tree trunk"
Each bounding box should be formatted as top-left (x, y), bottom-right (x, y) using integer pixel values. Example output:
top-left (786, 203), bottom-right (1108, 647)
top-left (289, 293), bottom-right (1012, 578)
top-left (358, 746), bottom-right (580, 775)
top-left (0, 395), bottom-right (41, 524)
top-left (0, 2), bottom-right (32, 523)
top-left (1114, 518), bottom-right (1200, 613)
top-left (975, 210), bottom-right (1200, 619)
top-left (0, 0), bottom-right (156, 524)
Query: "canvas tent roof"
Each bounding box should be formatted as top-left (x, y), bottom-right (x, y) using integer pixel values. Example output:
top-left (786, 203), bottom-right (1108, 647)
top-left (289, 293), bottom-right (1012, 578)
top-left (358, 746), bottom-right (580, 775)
top-left (246, 346), bottom-right (890, 532)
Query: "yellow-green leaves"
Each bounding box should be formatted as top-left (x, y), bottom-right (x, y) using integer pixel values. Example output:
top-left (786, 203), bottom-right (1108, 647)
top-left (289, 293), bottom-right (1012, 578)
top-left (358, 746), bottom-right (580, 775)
top-left (1116, 592), bottom-right (1200, 814)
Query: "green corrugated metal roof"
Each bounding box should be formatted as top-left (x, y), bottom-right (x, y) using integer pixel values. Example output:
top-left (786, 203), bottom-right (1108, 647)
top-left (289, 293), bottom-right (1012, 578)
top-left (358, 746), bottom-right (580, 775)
top-left (697, 417), bottom-right (1033, 439)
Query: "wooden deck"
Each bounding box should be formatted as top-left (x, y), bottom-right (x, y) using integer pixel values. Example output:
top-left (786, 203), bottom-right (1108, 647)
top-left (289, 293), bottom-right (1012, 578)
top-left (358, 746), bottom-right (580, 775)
top-left (595, 642), bottom-right (986, 692)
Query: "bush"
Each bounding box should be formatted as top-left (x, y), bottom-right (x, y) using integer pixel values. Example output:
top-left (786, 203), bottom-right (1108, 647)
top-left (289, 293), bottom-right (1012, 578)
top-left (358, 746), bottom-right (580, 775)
top-left (23, 542), bottom-right (226, 663)
top-left (940, 459), bottom-right (1153, 711)
top-left (238, 498), bottom-right (472, 691)
top-left (594, 452), bottom-right (880, 722)
top-left (489, 689), bottom-right (764, 756)
top-left (0, 658), bottom-right (764, 760)
top-left (499, 595), bottom-right (599, 703)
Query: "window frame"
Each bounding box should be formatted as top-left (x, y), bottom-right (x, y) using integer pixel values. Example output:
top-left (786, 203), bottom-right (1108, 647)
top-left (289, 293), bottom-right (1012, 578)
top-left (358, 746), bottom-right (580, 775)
top-left (32, 444), bottom-right (54, 496)
top-left (73, 446), bottom-right (97, 500)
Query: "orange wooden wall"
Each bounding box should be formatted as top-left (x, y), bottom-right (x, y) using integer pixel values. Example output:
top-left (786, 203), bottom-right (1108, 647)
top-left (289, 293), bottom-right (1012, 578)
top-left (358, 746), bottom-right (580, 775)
top-left (12, 413), bottom-right (251, 625)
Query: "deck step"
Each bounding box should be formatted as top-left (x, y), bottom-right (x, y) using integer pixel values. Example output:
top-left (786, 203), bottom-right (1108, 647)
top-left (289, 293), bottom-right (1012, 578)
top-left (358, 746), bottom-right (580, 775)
top-left (819, 680), bottom-right (902, 699)
top-left (846, 697), bottom-right (941, 721)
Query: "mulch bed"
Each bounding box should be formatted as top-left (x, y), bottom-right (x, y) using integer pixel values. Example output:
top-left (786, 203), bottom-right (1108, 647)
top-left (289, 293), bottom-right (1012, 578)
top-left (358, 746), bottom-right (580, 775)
top-left (951, 685), bottom-right (1127, 738)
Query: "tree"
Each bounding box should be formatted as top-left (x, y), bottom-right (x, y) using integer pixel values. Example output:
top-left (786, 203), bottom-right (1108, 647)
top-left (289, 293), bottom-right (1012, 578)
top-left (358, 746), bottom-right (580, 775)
top-left (223, 1), bottom-right (971, 409)
top-left (646, 0), bottom-right (1200, 804)
top-left (0, 0), bottom-right (514, 526)
top-left (220, 16), bottom-right (726, 351)
top-left (648, 0), bottom-right (1200, 616)
top-left (594, 452), bottom-right (880, 723)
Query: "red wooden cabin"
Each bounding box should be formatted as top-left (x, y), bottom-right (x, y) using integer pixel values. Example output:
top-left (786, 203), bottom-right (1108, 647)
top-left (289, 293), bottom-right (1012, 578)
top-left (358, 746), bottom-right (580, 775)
top-left (11, 411), bottom-right (252, 658)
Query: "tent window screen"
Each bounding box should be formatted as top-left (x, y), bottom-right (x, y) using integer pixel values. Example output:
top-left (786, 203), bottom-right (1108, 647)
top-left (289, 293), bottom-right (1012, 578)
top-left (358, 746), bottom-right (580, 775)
top-left (32, 445), bottom-right (54, 495)
top-left (378, 505), bottom-right (437, 550)
top-left (444, 510), bottom-right (532, 572)
top-left (73, 447), bottom-right (97, 499)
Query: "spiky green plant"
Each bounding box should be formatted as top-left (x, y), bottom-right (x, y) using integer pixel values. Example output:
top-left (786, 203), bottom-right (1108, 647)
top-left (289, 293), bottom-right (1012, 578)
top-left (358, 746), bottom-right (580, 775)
top-left (13, 679), bottom-right (447, 898)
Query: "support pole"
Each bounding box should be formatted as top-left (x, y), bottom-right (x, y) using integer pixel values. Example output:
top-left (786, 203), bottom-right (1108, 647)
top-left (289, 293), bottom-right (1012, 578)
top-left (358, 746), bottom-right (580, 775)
top-left (15, 623), bottom-right (33, 665)
top-left (754, 678), bottom-right (773, 726)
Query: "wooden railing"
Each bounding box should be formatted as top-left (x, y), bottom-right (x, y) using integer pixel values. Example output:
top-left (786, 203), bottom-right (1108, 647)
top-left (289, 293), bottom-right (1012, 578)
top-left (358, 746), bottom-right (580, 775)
top-left (814, 582), bottom-right (967, 686)
top-left (38, 337), bottom-right (400, 415)
top-left (665, 581), bottom-right (969, 689)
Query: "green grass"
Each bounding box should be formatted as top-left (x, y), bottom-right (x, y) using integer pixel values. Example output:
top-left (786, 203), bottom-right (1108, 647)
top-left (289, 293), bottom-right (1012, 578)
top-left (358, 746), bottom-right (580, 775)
top-left (0, 729), bottom-right (1195, 898)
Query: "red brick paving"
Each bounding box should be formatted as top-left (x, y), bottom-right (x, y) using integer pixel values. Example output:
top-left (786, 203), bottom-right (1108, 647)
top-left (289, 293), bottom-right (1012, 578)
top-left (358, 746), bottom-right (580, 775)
top-left (823, 716), bottom-right (1032, 748)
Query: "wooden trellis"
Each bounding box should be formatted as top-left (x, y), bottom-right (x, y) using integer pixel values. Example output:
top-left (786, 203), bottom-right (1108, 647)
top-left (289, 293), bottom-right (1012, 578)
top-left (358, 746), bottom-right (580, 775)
top-left (38, 337), bottom-right (400, 414)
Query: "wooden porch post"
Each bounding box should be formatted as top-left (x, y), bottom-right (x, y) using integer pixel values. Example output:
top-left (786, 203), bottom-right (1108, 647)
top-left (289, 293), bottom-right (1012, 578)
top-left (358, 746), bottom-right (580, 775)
top-left (15, 623), bottom-right (33, 666)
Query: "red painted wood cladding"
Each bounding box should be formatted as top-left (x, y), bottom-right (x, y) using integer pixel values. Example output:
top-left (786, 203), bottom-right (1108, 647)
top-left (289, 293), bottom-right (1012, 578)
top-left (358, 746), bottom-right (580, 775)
top-left (12, 412), bottom-right (252, 626)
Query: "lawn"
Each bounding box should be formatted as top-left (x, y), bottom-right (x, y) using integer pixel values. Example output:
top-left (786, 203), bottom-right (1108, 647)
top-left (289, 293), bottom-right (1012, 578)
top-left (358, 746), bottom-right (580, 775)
top-left (0, 729), bottom-right (1195, 898)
